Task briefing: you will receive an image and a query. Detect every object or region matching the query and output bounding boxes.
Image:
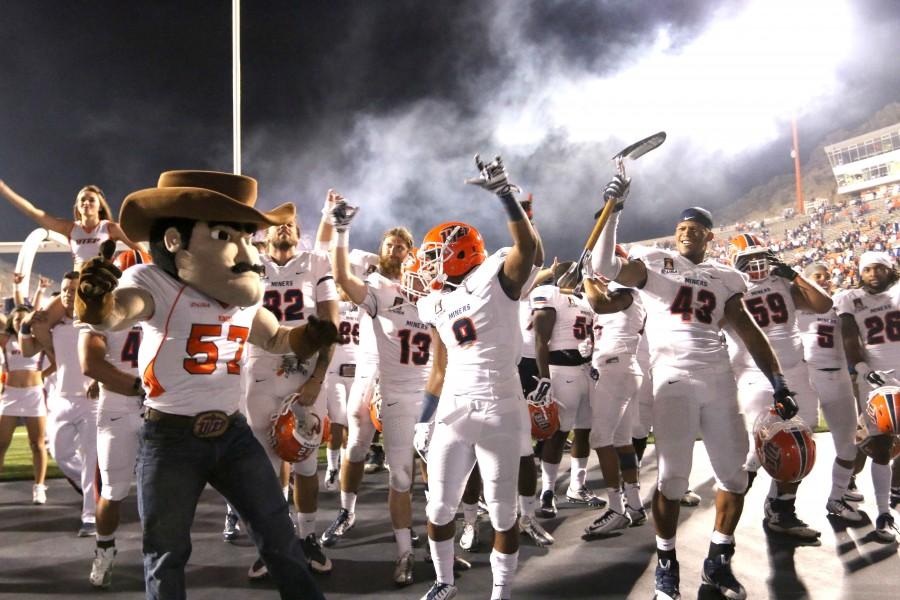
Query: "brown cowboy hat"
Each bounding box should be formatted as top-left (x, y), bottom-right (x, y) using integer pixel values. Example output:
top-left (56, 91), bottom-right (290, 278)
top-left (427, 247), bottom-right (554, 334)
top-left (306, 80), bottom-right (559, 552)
top-left (119, 170), bottom-right (296, 242)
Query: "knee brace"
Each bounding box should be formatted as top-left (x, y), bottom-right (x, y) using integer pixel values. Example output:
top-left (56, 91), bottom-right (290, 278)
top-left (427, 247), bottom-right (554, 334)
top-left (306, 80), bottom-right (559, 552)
top-left (617, 451), bottom-right (638, 472)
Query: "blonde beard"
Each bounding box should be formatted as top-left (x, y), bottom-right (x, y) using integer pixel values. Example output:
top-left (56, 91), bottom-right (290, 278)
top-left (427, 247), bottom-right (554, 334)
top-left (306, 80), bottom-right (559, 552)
top-left (379, 255), bottom-right (402, 280)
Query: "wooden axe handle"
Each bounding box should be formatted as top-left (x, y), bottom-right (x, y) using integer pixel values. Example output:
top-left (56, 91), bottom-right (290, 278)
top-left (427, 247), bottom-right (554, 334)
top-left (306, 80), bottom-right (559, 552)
top-left (584, 198), bottom-right (616, 251)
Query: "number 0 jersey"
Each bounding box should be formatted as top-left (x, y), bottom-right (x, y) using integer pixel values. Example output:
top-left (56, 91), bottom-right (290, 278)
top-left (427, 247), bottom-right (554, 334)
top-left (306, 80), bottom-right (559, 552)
top-left (835, 282), bottom-right (900, 371)
top-left (119, 264), bottom-right (260, 416)
top-left (629, 245), bottom-right (747, 372)
top-left (360, 272), bottom-right (431, 395)
top-left (249, 251), bottom-right (338, 358)
top-left (529, 285), bottom-right (594, 354)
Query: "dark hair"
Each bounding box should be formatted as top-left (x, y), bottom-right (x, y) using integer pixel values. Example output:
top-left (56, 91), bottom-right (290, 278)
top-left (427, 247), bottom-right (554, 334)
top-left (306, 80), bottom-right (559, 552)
top-left (4, 306), bottom-right (29, 336)
top-left (63, 271), bottom-right (79, 281)
top-left (74, 185), bottom-right (113, 222)
top-left (147, 219), bottom-right (258, 278)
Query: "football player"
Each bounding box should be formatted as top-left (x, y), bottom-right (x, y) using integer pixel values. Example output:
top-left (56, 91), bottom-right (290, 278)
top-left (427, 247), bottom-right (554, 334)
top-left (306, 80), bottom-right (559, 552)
top-left (724, 236), bottom-right (846, 537)
top-left (78, 250), bottom-right (147, 588)
top-left (797, 263), bottom-right (866, 512)
top-left (413, 154), bottom-right (540, 600)
top-left (836, 251), bottom-right (900, 539)
top-left (325, 197), bottom-right (431, 586)
top-left (581, 263), bottom-right (648, 536)
top-left (530, 263), bottom-right (603, 517)
top-left (242, 211), bottom-right (339, 578)
top-left (591, 176), bottom-right (796, 600)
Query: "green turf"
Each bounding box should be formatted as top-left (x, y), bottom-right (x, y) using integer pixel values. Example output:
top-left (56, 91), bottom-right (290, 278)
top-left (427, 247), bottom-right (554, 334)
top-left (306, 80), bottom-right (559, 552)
top-left (0, 427), bottom-right (63, 482)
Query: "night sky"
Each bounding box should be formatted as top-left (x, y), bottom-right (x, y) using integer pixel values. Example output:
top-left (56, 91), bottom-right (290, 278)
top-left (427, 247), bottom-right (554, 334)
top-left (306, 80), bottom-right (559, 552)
top-left (2, 0), bottom-right (899, 281)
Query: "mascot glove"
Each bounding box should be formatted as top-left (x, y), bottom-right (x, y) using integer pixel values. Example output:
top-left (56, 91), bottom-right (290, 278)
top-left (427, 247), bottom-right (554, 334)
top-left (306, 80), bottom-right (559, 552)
top-left (289, 316), bottom-right (339, 361)
top-left (75, 256), bottom-right (122, 325)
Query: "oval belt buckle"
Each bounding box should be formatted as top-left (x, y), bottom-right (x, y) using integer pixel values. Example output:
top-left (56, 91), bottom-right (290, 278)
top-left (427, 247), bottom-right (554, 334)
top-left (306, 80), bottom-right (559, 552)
top-left (192, 411), bottom-right (230, 438)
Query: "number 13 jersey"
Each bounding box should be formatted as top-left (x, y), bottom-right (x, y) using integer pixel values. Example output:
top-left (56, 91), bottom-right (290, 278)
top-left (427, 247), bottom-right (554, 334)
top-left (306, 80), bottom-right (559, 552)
top-left (629, 246), bottom-right (747, 372)
top-left (119, 264), bottom-right (261, 416)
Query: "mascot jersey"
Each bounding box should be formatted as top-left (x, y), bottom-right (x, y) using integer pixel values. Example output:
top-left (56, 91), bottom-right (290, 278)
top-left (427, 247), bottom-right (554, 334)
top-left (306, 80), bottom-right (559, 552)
top-left (119, 264), bottom-right (260, 416)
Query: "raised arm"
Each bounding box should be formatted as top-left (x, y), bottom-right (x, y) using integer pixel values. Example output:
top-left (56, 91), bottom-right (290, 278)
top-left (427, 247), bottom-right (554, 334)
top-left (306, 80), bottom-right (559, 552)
top-left (327, 196), bottom-right (368, 305)
top-left (583, 277), bottom-right (634, 314)
top-left (589, 175), bottom-right (647, 288)
top-left (464, 155), bottom-right (537, 299)
top-left (314, 189), bottom-right (339, 253)
top-left (0, 180), bottom-right (73, 237)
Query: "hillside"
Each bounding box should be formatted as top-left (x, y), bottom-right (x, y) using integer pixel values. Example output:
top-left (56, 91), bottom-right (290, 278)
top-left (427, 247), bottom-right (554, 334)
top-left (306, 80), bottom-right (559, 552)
top-left (717, 102), bottom-right (900, 225)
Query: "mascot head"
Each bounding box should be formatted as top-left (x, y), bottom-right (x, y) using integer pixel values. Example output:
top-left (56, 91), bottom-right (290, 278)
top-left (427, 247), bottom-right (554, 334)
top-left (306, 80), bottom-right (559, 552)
top-left (119, 170), bottom-right (295, 307)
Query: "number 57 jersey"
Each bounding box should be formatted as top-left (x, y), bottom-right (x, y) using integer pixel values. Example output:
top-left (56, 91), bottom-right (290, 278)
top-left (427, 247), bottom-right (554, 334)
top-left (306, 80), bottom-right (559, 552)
top-left (119, 264), bottom-right (260, 416)
top-left (628, 246), bottom-right (747, 372)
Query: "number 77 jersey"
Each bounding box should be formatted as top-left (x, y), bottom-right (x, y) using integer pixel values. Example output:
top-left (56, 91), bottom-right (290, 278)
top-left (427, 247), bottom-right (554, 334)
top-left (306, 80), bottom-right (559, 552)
top-left (628, 245), bottom-right (748, 371)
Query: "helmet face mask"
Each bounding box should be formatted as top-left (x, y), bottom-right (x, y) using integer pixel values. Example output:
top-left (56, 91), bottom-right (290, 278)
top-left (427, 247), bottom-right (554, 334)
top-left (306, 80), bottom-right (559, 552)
top-left (729, 235), bottom-right (769, 281)
top-left (419, 222), bottom-right (487, 291)
top-left (399, 248), bottom-right (431, 301)
top-left (269, 396), bottom-right (324, 463)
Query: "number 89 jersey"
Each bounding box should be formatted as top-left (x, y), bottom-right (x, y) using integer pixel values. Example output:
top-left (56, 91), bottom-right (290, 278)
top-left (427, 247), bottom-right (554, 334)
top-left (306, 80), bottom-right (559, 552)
top-left (835, 283), bottom-right (900, 371)
top-left (629, 245), bottom-right (747, 372)
top-left (249, 251), bottom-right (338, 358)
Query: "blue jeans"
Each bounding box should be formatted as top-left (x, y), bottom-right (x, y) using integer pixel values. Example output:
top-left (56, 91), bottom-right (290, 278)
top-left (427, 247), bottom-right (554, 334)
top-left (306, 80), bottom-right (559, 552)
top-left (136, 413), bottom-right (324, 600)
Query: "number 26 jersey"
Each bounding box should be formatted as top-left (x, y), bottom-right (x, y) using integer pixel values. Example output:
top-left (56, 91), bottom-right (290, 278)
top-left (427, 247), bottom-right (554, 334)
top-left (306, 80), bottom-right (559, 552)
top-left (629, 246), bottom-right (747, 372)
top-left (835, 283), bottom-right (900, 371)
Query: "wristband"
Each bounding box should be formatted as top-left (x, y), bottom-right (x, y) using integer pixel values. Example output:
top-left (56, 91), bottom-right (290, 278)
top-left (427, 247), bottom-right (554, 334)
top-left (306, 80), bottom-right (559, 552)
top-left (499, 192), bottom-right (526, 222)
top-left (336, 230), bottom-right (350, 248)
top-left (418, 391), bottom-right (440, 423)
top-left (768, 372), bottom-right (787, 392)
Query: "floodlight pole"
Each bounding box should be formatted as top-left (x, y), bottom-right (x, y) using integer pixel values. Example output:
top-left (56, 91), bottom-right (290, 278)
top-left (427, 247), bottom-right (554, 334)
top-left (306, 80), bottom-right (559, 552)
top-left (791, 116), bottom-right (804, 214)
top-left (232, 0), bottom-right (241, 175)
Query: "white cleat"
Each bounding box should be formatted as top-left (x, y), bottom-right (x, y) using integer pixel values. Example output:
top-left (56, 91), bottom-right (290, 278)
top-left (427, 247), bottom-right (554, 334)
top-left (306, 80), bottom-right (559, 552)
top-left (459, 521), bottom-right (479, 551)
top-left (32, 483), bottom-right (47, 505)
top-left (89, 546), bottom-right (117, 588)
top-left (519, 515), bottom-right (555, 546)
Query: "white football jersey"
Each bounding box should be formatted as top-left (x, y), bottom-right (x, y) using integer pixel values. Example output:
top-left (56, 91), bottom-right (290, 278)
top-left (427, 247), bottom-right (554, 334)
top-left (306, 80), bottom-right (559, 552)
top-left (629, 246), bottom-right (747, 372)
top-left (119, 264), bottom-right (261, 416)
top-left (69, 220), bottom-right (110, 267)
top-left (50, 318), bottom-right (88, 400)
top-left (798, 304), bottom-right (845, 370)
top-left (419, 249), bottom-right (520, 377)
top-left (332, 301), bottom-right (361, 367)
top-left (529, 285), bottom-right (594, 353)
top-left (249, 251), bottom-right (338, 358)
top-left (592, 289), bottom-right (646, 363)
top-left (519, 300), bottom-right (535, 360)
top-left (356, 310), bottom-right (378, 368)
top-left (360, 272), bottom-right (431, 394)
top-left (81, 325), bottom-right (143, 409)
top-left (731, 275), bottom-right (803, 370)
top-left (835, 282), bottom-right (900, 371)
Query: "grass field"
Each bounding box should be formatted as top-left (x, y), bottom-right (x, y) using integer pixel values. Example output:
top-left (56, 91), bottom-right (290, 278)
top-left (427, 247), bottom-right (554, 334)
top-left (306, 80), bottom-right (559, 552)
top-left (0, 427), bottom-right (63, 482)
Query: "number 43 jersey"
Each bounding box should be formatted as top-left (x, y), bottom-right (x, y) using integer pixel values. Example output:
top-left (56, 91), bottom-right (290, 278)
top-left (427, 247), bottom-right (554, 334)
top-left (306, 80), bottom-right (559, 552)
top-left (835, 283), bottom-right (900, 371)
top-left (119, 264), bottom-right (261, 416)
top-left (628, 246), bottom-right (747, 372)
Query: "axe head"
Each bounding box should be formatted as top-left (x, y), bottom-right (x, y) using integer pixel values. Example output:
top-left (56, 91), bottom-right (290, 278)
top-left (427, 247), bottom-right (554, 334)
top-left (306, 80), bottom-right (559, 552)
top-left (612, 131), bottom-right (667, 162)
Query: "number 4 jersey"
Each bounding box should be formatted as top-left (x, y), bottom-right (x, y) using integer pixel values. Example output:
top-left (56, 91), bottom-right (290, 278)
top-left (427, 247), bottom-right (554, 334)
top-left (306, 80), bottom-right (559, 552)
top-left (118, 264), bottom-right (260, 416)
top-left (628, 245), bottom-right (747, 372)
top-left (835, 283), bottom-right (900, 371)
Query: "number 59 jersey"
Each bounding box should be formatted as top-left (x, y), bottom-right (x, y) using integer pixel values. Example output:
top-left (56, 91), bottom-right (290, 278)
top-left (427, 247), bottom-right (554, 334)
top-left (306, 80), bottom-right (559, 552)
top-left (731, 276), bottom-right (803, 370)
top-left (119, 264), bottom-right (260, 416)
top-left (835, 283), bottom-right (900, 371)
top-left (360, 272), bottom-right (431, 397)
top-left (628, 245), bottom-right (747, 372)
top-left (529, 284), bottom-right (594, 354)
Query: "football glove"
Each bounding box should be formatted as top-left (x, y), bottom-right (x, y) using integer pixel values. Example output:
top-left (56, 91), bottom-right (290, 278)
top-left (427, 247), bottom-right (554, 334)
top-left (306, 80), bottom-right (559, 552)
top-left (414, 420), bottom-right (434, 463)
top-left (855, 361), bottom-right (898, 389)
top-left (771, 374), bottom-right (799, 420)
top-left (766, 251), bottom-right (798, 281)
top-left (527, 377), bottom-right (553, 407)
top-left (464, 154), bottom-right (521, 197)
top-left (328, 199), bottom-right (359, 233)
top-left (603, 174), bottom-right (631, 212)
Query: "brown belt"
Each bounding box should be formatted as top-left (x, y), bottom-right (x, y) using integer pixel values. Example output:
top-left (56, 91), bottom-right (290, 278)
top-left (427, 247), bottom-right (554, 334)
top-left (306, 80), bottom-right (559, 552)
top-left (144, 407), bottom-right (238, 439)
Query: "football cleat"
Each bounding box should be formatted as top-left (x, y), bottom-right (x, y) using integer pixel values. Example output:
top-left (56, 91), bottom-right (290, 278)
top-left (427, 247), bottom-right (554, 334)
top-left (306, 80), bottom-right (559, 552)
top-left (844, 476), bottom-right (864, 503)
top-left (654, 558), bottom-right (681, 600)
top-left (680, 490), bottom-right (701, 507)
top-left (626, 504), bottom-right (648, 527)
top-left (223, 506), bottom-right (241, 542)
top-left (32, 483), bottom-right (47, 505)
top-left (320, 508), bottom-right (356, 547)
top-left (393, 551), bottom-right (414, 586)
top-left (247, 557), bottom-right (268, 580)
top-left (764, 498), bottom-right (821, 540)
top-left (78, 521), bottom-right (97, 538)
top-left (323, 467), bottom-right (339, 492)
top-left (301, 533), bottom-right (332, 574)
top-left (459, 522), bottom-right (479, 552)
top-left (364, 445), bottom-right (385, 474)
top-left (826, 497), bottom-right (864, 523)
top-left (536, 490), bottom-right (558, 518)
top-left (566, 486), bottom-right (607, 508)
top-left (420, 581), bottom-right (458, 600)
top-left (519, 515), bottom-right (555, 546)
top-left (89, 546), bottom-right (117, 588)
top-left (584, 508), bottom-right (632, 537)
top-left (701, 551), bottom-right (747, 600)
top-left (891, 487), bottom-right (900, 508)
top-left (874, 512), bottom-right (899, 543)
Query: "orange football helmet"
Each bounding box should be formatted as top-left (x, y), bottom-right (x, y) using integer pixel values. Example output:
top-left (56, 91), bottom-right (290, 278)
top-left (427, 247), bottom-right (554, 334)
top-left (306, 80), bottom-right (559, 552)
top-left (855, 413), bottom-right (900, 459)
top-left (369, 383), bottom-right (383, 433)
top-left (400, 247), bottom-right (430, 301)
top-left (866, 386), bottom-right (900, 435)
top-left (419, 222), bottom-right (486, 290)
top-left (114, 248), bottom-right (152, 271)
top-left (729, 234), bottom-right (769, 281)
top-left (269, 396), bottom-right (326, 463)
top-left (753, 409), bottom-right (816, 483)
